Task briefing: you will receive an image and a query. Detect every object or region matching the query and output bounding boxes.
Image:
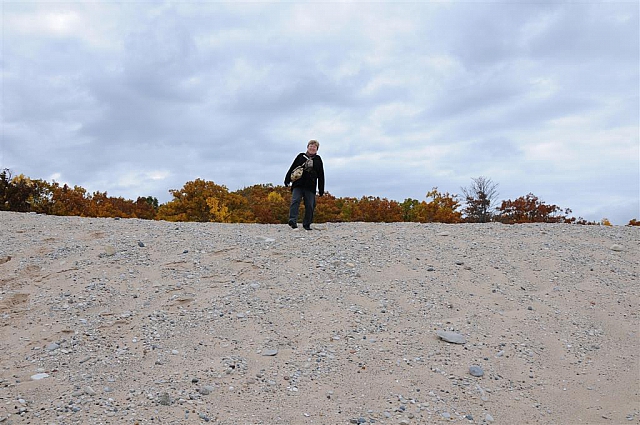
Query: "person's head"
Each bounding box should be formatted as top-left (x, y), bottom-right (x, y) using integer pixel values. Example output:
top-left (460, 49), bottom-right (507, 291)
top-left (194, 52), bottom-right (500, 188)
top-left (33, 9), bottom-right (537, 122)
top-left (307, 140), bottom-right (319, 155)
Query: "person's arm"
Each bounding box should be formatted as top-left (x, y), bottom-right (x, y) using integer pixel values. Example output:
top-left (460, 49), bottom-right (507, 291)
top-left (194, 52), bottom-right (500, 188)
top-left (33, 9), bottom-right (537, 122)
top-left (284, 153), bottom-right (303, 186)
top-left (317, 157), bottom-right (325, 196)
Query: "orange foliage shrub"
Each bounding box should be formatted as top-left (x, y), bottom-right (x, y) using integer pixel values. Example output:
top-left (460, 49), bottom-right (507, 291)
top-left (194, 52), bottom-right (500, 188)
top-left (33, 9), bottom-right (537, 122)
top-left (497, 193), bottom-right (571, 224)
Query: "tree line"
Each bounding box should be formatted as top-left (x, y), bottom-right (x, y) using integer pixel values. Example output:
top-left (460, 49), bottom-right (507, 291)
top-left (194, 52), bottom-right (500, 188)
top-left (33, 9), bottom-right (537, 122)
top-left (1, 169), bottom-right (637, 226)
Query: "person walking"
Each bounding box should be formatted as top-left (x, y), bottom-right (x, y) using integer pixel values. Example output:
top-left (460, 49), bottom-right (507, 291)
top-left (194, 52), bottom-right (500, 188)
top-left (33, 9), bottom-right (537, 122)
top-left (284, 140), bottom-right (325, 230)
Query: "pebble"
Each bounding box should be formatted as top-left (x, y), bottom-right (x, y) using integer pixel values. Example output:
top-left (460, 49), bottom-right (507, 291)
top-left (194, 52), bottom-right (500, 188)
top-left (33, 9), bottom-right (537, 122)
top-left (610, 244), bottom-right (624, 252)
top-left (469, 365), bottom-right (484, 377)
top-left (198, 386), bottom-right (215, 395)
top-left (262, 348), bottom-right (278, 356)
top-left (157, 392), bottom-right (171, 406)
top-left (30, 373), bottom-right (49, 380)
top-left (485, 413), bottom-right (495, 422)
top-left (436, 330), bottom-right (466, 344)
top-left (45, 342), bottom-right (59, 351)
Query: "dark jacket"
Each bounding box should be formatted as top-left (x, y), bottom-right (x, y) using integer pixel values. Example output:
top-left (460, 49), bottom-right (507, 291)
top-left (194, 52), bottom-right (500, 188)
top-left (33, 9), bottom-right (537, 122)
top-left (285, 153), bottom-right (325, 195)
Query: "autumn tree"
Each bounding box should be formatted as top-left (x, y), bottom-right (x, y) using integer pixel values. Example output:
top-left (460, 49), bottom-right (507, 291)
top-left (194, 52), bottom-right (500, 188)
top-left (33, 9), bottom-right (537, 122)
top-left (401, 198), bottom-right (421, 222)
top-left (334, 197), bottom-right (356, 222)
top-left (49, 183), bottom-right (91, 216)
top-left (0, 170), bottom-right (52, 212)
top-left (157, 179), bottom-right (241, 222)
top-left (497, 193), bottom-right (572, 224)
top-left (314, 193), bottom-right (342, 223)
top-left (411, 188), bottom-right (462, 223)
top-left (461, 176), bottom-right (499, 223)
top-left (235, 184), bottom-right (289, 223)
top-left (348, 196), bottom-right (403, 222)
top-left (134, 197), bottom-right (158, 220)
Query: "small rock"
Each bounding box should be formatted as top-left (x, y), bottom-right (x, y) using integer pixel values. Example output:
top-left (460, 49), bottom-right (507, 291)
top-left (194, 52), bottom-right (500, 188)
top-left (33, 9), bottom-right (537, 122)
top-left (198, 386), bottom-right (214, 395)
top-left (30, 373), bottom-right (49, 380)
top-left (485, 413), bottom-right (494, 422)
top-left (104, 246), bottom-right (116, 256)
top-left (45, 342), bottom-right (59, 351)
top-left (469, 365), bottom-right (484, 377)
top-left (138, 241), bottom-right (145, 247)
top-left (157, 392), bottom-right (171, 406)
top-left (262, 348), bottom-right (278, 356)
top-left (610, 244), bottom-right (624, 252)
top-left (256, 236), bottom-right (275, 243)
top-left (436, 330), bottom-right (466, 344)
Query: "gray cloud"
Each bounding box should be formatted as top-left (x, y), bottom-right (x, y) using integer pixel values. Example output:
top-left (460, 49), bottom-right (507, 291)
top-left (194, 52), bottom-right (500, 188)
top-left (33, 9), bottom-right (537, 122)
top-left (1, 1), bottom-right (638, 224)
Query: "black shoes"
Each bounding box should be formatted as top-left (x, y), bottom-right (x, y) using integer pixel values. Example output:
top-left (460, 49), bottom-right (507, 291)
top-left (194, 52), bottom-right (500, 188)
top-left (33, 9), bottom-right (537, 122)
top-left (288, 220), bottom-right (311, 230)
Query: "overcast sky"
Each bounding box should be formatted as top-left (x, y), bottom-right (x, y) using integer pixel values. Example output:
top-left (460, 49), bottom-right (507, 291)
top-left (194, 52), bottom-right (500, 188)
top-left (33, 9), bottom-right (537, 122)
top-left (2, 1), bottom-right (638, 224)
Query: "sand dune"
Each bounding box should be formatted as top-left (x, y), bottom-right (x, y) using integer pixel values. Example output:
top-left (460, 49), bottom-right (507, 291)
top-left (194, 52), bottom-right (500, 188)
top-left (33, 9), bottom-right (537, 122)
top-left (0, 212), bottom-right (638, 424)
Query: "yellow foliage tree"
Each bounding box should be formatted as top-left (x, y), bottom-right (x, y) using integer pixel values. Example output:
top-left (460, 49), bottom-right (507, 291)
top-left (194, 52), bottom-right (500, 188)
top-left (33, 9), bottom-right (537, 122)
top-left (206, 196), bottom-right (231, 222)
top-left (157, 179), bottom-right (233, 222)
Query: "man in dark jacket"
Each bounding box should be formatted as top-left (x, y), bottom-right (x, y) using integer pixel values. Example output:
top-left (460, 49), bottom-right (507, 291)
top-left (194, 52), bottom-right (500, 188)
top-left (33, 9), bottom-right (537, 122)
top-left (284, 140), bottom-right (325, 230)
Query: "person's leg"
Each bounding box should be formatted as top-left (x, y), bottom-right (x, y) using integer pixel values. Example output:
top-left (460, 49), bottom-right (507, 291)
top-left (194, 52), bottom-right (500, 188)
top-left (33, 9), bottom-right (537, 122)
top-left (288, 187), bottom-right (303, 228)
top-left (302, 189), bottom-right (316, 229)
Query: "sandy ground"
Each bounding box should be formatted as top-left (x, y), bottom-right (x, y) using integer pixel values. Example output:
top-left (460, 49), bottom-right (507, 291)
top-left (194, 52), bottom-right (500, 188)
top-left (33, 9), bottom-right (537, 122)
top-left (0, 211), bottom-right (638, 425)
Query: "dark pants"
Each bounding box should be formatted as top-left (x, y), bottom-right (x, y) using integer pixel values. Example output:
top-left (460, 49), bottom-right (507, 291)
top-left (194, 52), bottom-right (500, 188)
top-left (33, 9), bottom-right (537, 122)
top-left (289, 187), bottom-right (316, 227)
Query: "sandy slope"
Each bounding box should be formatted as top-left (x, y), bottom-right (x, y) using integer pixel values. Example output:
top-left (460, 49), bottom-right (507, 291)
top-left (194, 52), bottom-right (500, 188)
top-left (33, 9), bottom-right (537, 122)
top-left (0, 211), bottom-right (638, 425)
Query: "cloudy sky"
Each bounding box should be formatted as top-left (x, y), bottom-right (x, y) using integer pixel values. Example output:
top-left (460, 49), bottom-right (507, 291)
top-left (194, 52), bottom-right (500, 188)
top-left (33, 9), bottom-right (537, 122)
top-left (2, 1), bottom-right (638, 224)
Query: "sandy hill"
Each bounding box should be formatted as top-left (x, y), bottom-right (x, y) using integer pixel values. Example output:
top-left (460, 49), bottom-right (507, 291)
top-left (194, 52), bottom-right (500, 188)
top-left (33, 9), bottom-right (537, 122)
top-left (0, 212), bottom-right (638, 424)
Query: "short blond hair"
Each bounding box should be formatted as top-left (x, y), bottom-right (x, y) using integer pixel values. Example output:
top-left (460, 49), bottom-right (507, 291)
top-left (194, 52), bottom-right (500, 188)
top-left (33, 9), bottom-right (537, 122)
top-left (308, 140), bottom-right (319, 149)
